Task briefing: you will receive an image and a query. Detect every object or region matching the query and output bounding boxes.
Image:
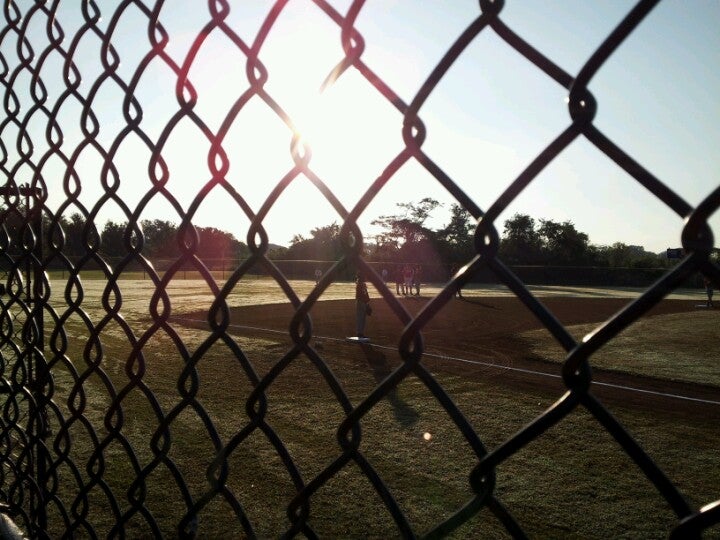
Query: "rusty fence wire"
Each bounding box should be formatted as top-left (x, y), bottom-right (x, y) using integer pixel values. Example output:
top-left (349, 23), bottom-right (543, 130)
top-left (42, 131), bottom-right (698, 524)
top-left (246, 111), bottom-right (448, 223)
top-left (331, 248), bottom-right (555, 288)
top-left (1, 0), bottom-right (719, 538)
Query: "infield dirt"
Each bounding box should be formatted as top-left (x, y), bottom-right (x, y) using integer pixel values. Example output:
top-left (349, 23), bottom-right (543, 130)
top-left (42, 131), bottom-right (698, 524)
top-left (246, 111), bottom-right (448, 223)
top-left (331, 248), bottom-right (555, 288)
top-left (180, 295), bottom-right (720, 423)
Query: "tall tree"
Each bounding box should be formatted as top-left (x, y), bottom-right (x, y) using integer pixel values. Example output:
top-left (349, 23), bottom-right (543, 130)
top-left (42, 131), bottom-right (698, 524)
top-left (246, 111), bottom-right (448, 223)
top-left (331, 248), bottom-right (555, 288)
top-left (285, 222), bottom-right (343, 260)
top-left (371, 197), bottom-right (440, 249)
top-left (499, 213), bottom-right (543, 264)
top-left (45, 213), bottom-right (92, 258)
top-left (438, 204), bottom-right (475, 262)
top-left (537, 219), bottom-right (591, 265)
top-left (100, 221), bottom-right (130, 259)
top-left (196, 226), bottom-right (247, 260)
top-left (141, 219), bottom-right (178, 258)
top-left (61, 213), bottom-right (90, 257)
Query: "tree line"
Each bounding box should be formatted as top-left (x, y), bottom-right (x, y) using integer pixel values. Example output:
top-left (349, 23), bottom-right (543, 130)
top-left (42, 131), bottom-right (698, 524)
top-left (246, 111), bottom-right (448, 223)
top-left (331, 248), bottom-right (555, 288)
top-left (284, 198), bottom-right (672, 270)
top-left (0, 211), bottom-right (250, 264)
top-left (0, 199), bottom-right (695, 272)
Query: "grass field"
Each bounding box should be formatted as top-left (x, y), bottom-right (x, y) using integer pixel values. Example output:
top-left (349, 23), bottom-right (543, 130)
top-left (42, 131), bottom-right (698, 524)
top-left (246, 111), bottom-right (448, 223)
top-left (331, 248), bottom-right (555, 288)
top-left (3, 277), bottom-right (719, 538)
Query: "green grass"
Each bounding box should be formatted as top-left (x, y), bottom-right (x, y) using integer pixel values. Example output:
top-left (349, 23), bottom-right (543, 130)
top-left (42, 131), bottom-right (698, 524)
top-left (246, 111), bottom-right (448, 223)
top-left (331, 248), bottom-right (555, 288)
top-left (519, 310), bottom-right (720, 387)
top-left (2, 279), bottom-right (718, 538)
top-left (28, 320), bottom-right (719, 538)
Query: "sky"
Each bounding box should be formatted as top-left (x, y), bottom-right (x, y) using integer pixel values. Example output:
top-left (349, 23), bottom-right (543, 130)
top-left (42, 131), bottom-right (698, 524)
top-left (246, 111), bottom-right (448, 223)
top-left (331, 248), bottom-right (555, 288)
top-left (2, 0), bottom-right (718, 254)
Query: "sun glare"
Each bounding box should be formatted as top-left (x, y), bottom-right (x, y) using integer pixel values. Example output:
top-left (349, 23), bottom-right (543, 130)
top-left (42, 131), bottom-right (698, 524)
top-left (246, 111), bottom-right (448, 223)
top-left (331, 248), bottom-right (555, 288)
top-left (288, 70), bottom-right (404, 195)
top-left (291, 84), bottom-right (344, 161)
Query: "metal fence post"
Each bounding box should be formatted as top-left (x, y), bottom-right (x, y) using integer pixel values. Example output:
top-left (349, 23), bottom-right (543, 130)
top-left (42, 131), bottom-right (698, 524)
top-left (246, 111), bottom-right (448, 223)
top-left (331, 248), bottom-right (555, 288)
top-left (24, 184), bottom-right (47, 533)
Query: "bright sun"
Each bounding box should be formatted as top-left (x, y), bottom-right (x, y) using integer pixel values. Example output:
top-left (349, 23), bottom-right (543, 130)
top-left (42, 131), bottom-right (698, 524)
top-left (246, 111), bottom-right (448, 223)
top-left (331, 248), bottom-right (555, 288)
top-left (284, 68), bottom-right (405, 204)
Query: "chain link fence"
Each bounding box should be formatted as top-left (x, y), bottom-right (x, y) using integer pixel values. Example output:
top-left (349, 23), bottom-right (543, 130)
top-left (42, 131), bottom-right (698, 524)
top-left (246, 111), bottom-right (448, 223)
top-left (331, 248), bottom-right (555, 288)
top-left (1, 0), bottom-right (719, 537)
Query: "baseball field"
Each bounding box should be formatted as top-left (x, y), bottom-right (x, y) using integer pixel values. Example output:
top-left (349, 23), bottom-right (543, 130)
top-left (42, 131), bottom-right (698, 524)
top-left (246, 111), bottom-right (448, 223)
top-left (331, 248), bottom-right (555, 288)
top-left (22, 277), bottom-right (720, 537)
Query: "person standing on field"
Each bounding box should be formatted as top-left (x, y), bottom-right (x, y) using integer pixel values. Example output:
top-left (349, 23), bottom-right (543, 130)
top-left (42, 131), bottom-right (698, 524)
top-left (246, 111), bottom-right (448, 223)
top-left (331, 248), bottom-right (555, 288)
top-left (403, 264), bottom-right (414, 296)
top-left (395, 264), bottom-right (404, 295)
top-left (355, 272), bottom-right (371, 338)
top-left (704, 276), bottom-right (714, 308)
top-left (450, 264), bottom-right (463, 298)
top-left (413, 264), bottom-right (422, 296)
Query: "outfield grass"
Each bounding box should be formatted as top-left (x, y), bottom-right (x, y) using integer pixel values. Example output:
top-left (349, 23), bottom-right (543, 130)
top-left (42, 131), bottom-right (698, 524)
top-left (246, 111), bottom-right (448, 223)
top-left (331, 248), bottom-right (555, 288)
top-left (41, 321), bottom-right (720, 538)
top-left (43, 271), bottom-right (705, 300)
top-left (519, 310), bottom-right (720, 387)
top-left (2, 278), bottom-right (719, 537)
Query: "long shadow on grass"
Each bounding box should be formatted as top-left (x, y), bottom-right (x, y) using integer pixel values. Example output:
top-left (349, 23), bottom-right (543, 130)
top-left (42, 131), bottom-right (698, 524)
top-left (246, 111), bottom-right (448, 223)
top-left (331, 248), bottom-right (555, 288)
top-left (458, 296), bottom-right (499, 310)
top-left (359, 343), bottom-right (419, 429)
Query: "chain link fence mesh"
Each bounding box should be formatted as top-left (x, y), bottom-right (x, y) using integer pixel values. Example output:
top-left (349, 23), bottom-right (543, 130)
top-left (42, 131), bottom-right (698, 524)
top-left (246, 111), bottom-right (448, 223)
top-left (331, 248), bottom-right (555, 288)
top-left (1, 0), bottom-right (719, 537)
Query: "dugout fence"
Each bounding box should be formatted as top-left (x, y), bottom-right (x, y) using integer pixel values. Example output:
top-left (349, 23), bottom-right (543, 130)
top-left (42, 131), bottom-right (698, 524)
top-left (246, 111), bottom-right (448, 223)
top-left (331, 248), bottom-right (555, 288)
top-left (0, 1), bottom-right (719, 538)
